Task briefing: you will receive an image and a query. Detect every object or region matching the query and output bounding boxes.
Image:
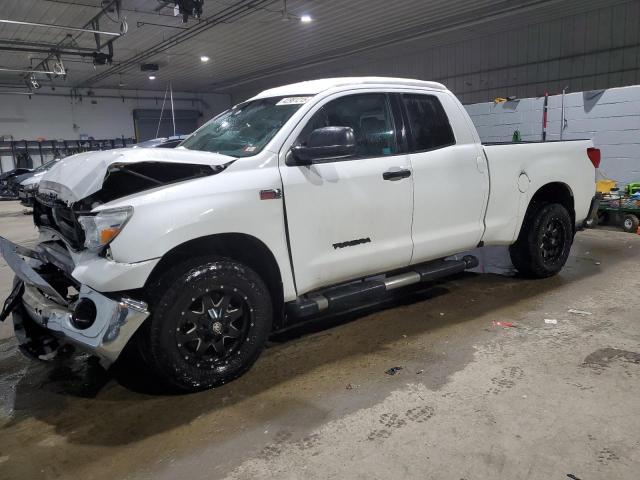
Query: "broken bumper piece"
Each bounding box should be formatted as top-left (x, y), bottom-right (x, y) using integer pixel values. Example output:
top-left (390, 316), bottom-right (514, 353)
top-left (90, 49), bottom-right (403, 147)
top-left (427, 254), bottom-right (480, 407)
top-left (0, 236), bottom-right (149, 365)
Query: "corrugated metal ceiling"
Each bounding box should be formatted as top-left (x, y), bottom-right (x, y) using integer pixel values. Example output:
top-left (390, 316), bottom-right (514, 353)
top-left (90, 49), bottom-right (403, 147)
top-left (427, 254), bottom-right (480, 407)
top-left (0, 0), bottom-right (632, 93)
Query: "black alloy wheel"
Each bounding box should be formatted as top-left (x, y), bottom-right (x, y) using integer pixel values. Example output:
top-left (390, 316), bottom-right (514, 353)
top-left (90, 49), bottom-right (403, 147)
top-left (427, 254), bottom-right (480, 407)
top-left (176, 288), bottom-right (252, 367)
top-left (141, 257), bottom-right (273, 392)
top-left (540, 217), bottom-right (567, 265)
top-left (510, 202), bottom-right (573, 278)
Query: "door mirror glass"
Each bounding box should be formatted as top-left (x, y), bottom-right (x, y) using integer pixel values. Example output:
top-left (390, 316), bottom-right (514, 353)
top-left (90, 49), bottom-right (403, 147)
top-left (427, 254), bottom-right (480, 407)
top-left (289, 126), bottom-right (356, 165)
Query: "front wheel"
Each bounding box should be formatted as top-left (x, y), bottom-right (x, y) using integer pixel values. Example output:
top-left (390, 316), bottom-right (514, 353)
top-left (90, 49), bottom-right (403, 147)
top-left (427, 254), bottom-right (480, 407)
top-left (142, 257), bottom-right (273, 392)
top-left (510, 203), bottom-right (573, 278)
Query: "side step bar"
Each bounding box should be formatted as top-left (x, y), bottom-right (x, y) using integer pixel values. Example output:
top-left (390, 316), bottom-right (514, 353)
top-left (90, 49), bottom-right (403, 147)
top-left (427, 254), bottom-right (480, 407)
top-left (287, 255), bottom-right (478, 318)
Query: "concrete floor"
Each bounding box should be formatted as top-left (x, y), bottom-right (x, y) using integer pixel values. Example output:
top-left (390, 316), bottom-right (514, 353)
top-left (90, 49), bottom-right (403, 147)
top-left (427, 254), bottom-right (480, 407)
top-left (1, 200), bottom-right (639, 480)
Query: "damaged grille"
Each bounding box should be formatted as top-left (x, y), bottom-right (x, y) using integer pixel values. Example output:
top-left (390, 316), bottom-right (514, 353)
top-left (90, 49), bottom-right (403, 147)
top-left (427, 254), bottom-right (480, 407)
top-left (34, 194), bottom-right (86, 250)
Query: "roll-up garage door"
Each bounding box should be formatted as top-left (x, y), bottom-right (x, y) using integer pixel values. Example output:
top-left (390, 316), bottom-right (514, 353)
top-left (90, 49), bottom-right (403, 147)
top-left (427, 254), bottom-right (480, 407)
top-left (133, 109), bottom-right (201, 141)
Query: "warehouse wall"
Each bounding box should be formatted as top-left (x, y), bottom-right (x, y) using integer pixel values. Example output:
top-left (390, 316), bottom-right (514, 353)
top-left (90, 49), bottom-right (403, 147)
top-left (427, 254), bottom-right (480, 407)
top-left (465, 84), bottom-right (640, 184)
top-left (0, 87), bottom-right (231, 141)
top-left (229, 0), bottom-right (640, 106)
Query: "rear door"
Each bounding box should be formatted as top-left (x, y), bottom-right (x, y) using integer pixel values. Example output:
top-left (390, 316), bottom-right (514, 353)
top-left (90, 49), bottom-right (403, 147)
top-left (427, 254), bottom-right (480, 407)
top-left (279, 92), bottom-right (414, 294)
top-left (399, 91), bottom-right (489, 263)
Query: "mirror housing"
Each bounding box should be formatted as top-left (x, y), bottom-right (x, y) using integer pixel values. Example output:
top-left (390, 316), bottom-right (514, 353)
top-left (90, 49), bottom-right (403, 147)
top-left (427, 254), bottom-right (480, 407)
top-left (288, 126), bottom-right (356, 165)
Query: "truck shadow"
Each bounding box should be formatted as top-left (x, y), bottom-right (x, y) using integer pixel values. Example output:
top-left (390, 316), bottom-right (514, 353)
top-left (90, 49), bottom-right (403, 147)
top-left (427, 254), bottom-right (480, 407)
top-left (0, 231), bottom-right (632, 474)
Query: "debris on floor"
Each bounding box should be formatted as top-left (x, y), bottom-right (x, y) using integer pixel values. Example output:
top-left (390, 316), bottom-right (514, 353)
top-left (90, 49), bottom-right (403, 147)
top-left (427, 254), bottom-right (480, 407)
top-left (544, 318), bottom-right (558, 325)
top-left (416, 369), bottom-right (424, 375)
top-left (385, 367), bottom-right (403, 375)
top-left (492, 321), bottom-right (515, 328)
top-left (346, 383), bottom-right (359, 390)
top-left (568, 309), bottom-right (592, 316)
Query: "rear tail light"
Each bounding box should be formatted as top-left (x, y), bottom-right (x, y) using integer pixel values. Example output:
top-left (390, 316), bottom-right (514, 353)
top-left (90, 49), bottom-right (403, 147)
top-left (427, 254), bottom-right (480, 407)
top-left (587, 147), bottom-right (601, 168)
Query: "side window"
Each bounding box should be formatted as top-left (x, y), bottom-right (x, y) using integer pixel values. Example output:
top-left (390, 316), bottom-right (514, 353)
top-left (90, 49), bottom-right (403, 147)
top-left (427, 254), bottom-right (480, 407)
top-left (402, 94), bottom-right (455, 152)
top-left (296, 93), bottom-right (398, 158)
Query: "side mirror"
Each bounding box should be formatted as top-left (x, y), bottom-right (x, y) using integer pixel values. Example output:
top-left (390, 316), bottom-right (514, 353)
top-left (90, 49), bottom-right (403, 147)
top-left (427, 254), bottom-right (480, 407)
top-left (288, 126), bottom-right (356, 165)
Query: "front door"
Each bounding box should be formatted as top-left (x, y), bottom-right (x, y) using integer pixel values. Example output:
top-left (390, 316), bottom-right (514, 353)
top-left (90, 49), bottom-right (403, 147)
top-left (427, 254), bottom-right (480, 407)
top-left (279, 92), bottom-right (414, 295)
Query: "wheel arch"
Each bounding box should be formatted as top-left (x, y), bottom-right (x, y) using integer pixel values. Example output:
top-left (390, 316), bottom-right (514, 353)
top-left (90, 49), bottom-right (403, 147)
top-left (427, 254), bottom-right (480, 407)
top-left (145, 233), bottom-right (285, 329)
top-left (520, 182), bottom-right (576, 236)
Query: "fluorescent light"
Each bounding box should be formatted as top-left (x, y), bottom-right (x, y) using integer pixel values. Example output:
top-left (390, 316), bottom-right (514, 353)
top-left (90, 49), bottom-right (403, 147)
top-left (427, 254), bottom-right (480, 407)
top-left (200, 55), bottom-right (210, 62)
top-left (300, 14), bottom-right (312, 23)
top-left (148, 75), bottom-right (156, 80)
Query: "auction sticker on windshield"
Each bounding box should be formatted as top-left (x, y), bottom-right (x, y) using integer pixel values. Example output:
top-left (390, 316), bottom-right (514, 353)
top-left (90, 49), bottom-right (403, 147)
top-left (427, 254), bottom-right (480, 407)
top-left (276, 96), bottom-right (312, 105)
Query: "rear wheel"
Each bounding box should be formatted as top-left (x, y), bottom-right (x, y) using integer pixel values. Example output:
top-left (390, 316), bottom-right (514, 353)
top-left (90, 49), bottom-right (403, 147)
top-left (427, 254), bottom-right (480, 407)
top-left (142, 257), bottom-right (272, 392)
top-left (622, 214), bottom-right (639, 233)
top-left (510, 203), bottom-right (573, 278)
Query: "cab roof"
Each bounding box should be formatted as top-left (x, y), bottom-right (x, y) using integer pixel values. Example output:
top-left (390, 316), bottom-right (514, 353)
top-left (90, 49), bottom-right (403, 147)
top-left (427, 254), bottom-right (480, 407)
top-left (250, 77), bottom-right (447, 100)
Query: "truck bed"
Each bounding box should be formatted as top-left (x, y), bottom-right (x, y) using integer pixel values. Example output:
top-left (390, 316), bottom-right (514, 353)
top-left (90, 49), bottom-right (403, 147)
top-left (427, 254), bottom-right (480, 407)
top-left (481, 140), bottom-right (596, 245)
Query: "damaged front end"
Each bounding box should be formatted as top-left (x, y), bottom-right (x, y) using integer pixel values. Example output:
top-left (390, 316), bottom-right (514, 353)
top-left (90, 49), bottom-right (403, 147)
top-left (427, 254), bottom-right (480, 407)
top-left (0, 237), bottom-right (149, 365)
top-left (0, 148), bottom-right (234, 365)
top-left (34, 159), bottom-right (228, 249)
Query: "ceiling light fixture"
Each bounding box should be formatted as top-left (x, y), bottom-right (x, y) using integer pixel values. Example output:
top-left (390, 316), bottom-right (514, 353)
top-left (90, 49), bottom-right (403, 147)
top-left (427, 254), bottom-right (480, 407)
top-left (300, 14), bottom-right (312, 23)
top-left (148, 75), bottom-right (156, 80)
top-left (200, 55), bottom-right (210, 62)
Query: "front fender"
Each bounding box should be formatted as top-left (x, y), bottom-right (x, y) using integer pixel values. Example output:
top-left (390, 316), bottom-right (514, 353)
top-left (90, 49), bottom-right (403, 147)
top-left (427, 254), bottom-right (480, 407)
top-left (102, 158), bottom-right (297, 300)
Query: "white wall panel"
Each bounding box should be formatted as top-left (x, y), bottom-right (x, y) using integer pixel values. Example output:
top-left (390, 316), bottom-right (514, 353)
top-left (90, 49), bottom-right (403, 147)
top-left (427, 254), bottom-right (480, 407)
top-left (465, 85), bottom-right (640, 184)
top-left (0, 88), bottom-right (231, 141)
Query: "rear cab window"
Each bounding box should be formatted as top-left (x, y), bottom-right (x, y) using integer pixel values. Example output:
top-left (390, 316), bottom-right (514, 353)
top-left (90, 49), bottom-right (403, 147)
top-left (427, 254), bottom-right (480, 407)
top-left (402, 94), bottom-right (455, 152)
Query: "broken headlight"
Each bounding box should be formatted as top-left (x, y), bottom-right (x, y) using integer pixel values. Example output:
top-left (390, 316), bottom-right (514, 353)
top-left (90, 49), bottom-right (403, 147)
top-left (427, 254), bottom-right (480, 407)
top-left (77, 206), bottom-right (133, 252)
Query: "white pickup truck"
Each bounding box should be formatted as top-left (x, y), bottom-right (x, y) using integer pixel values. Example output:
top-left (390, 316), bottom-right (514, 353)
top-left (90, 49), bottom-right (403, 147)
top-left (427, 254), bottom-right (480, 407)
top-left (0, 77), bottom-right (599, 391)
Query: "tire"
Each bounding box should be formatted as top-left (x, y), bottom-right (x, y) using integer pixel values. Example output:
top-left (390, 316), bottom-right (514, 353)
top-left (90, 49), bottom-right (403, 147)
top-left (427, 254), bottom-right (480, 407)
top-left (622, 214), bottom-right (639, 233)
top-left (510, 203), bottom-right (573, 278)
top-left (141, 257), bottom-right (272, 392)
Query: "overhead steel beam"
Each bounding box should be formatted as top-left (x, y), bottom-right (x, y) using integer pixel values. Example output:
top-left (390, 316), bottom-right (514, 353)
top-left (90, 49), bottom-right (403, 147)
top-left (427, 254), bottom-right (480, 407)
top-left (0, 19), bottom-right (122, 37)
top-left (0, 45), bottom-right (93, 57)
top-left (25, 0), bottom-right (124, 85)
top-left (136, 21), bottom-right (189, 30)
top-left (0, 38), bottom-right (95, 52)
top-left (42, 0), bottom-right (175, 17)
top-left (78, 0), bottom-right (279, 87)
top-left (0, 67), bottom-right (59, 75)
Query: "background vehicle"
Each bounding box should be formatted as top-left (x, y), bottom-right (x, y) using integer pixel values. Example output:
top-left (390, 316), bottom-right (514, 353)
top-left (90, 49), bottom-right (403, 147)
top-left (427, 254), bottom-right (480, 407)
top-left (0, 167), bottom-right (32, 199)
top-left (595, 190), bottom-right (640, 233)
top-left (0, 77), bottom-right (598, 392)
top-left (16, 159), bottom-right (61, 207)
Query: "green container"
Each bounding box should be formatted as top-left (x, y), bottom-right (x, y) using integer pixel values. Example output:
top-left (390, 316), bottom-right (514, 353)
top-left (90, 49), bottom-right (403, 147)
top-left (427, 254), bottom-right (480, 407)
top-left (626, 182), bottom-right (640, 195)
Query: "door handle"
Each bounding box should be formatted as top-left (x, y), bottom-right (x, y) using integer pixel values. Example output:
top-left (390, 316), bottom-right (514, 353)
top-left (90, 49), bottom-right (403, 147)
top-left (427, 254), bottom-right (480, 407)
top-left (383, 168), bottom-right (412, 181)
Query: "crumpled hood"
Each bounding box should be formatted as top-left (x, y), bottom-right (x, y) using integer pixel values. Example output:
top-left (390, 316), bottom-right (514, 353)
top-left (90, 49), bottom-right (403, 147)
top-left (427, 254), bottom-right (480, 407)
top-left (39, 147), bottom-right (234, 203)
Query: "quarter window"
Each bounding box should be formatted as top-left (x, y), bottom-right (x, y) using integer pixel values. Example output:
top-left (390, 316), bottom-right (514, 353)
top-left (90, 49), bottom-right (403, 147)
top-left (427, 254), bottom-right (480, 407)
top-left (296, 93), bottom-right (398, 158)
top-left (402, 94), bottom-right (455, 152)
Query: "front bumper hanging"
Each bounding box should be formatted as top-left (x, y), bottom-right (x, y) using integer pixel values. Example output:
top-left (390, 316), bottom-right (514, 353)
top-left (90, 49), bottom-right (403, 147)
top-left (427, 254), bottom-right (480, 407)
top-left (0, 236), bottom-right (149, 365)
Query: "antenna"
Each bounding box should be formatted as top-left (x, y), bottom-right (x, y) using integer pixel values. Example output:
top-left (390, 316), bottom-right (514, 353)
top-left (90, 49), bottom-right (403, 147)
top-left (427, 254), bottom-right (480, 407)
top-left (156, 84), bottom-right (169, 138)
top-left (170, 81), bottom-right (176, 137)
